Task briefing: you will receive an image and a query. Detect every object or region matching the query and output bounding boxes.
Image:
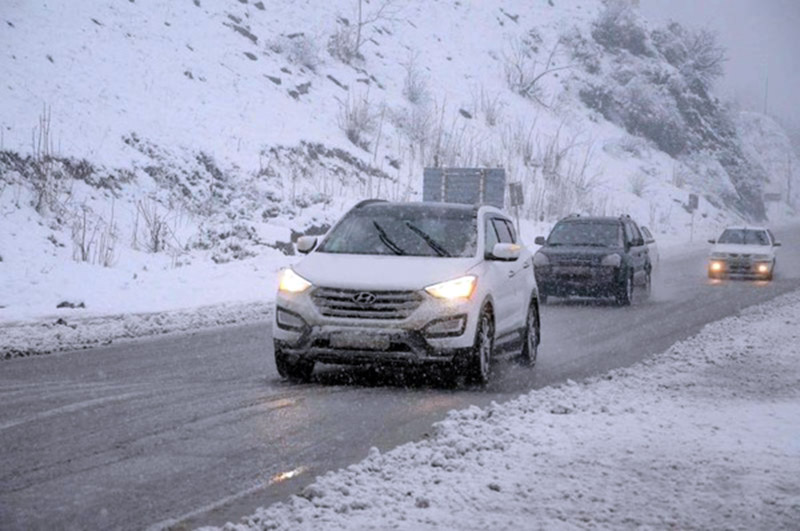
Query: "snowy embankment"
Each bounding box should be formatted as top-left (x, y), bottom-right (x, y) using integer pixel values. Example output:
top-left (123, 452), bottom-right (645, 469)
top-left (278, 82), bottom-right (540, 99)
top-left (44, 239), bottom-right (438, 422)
top-left (209, 290), bottom-right (800, 531)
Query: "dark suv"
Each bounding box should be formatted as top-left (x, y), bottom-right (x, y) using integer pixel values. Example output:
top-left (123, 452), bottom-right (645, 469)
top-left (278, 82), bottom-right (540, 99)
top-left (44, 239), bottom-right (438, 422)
top-left (533, 215), bottom-right (651, 305)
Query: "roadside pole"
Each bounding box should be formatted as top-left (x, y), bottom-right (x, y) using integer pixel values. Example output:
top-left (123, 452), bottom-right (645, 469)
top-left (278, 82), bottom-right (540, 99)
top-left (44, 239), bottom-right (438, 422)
top-left (688, 193), bottom-right (698, 243)
top-left (509, 182), bottom-right (524, 236)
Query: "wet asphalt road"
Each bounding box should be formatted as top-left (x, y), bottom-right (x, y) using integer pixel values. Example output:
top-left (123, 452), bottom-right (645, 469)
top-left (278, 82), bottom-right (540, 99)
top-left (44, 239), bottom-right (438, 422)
top-left (1, 226), bottom-right (799, 530)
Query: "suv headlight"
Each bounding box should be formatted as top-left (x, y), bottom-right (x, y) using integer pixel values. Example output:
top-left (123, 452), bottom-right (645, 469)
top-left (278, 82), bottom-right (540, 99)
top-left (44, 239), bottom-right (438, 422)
top-left (753, 254), bottom-right (770, 260)
top-left (425, 275), bottom-right (477, 299)
top-left (601, 254), bottom-right (621, 267)
top-left (278, 268), bottom-right (312, 293)
top-left (710, 252), bottom-right (728, 259)
top-left (533, 252), bottom-right (549, 266)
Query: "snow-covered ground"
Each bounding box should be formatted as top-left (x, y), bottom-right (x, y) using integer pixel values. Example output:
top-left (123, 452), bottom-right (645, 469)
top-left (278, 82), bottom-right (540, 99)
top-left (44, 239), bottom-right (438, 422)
top-left (204, 288), bottom-right (800, 531)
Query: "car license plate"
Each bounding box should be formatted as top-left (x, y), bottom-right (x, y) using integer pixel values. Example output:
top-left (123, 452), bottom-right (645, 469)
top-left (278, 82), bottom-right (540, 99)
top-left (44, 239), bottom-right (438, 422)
top-left (329, 332), bottom-right (390, 351)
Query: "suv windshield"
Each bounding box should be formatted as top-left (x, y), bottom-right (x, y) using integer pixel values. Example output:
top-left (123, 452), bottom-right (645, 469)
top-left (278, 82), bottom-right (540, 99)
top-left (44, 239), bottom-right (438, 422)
top-left (318, 205), bottom-right (478, 257)
top-left (547, 221), bottom-right (622, 247)
top-left (717, 229), bottom-right (770, 246)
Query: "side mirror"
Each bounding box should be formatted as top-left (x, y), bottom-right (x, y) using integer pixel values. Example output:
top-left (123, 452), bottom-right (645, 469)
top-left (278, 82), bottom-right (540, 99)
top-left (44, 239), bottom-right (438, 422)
top-left (534, 236), bottom-right (546, 246)
top-left (774, 241), bottom-right (782, 247)
top-left (296, 236), bottom-right (318, 254)
top-left (708, 239), bottom-right (716, 244)
top-left (489, 243), bottom-right (521, 261)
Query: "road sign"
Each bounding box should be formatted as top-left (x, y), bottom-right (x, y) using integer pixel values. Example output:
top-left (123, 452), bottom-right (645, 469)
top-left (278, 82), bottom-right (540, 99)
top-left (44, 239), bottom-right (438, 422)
top-left (688, 193), bottom-right (698, 211)
top-left (423, 168), bottom-right (506, 208)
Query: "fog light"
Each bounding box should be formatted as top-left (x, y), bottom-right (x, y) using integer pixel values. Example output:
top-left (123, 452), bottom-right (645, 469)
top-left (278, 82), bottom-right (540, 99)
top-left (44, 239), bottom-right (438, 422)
top-left (709, 261), bottom-right (724, 273)
top-left (424, 314), bottom-right (467, 338)
top-left (276, 307), bottom-right (307, 331)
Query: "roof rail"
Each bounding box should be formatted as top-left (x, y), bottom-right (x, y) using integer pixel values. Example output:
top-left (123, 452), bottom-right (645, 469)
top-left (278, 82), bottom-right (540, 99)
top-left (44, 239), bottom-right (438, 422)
top-left (353, 199), bottom-right (387, 209)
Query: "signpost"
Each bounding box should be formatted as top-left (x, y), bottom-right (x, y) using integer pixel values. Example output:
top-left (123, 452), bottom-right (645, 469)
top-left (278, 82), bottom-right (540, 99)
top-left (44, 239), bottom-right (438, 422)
top-left (508, 181), bottom-right (524, 235)
top-left (688, 193), bottom-right (698, 242)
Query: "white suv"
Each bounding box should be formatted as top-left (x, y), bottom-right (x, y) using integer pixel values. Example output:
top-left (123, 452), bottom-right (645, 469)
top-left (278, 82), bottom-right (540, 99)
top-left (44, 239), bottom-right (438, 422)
top-left (273, 200), bottom-right (541, 384)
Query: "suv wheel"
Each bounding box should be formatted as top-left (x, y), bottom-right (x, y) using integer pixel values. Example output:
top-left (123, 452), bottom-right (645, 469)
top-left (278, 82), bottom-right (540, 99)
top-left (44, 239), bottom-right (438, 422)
top-left (644, 269), bottom-right (652, 298)
top-left (275, 347), bottom-right (314, 382)
top-left (519, 301), bottom-right (539, 366)
top-left (467, 307), bottom-right (494, 384)
top-left (615, 271), bottom-right (633, 306)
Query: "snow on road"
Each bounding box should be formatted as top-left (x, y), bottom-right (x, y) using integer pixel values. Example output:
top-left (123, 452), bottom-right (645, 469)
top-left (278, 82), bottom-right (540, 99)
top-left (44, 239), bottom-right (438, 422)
top-left (207, 290), bottom-right (800, 531)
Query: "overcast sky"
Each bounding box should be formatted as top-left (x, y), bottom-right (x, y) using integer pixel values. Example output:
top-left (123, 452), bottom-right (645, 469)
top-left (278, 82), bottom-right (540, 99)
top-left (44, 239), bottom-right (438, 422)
top-left (639, 0), bottom-right (800, 140)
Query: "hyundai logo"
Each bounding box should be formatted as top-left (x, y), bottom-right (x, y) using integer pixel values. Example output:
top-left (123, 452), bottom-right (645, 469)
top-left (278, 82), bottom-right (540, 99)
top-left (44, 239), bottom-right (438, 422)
top-left (353, 292), bottom-right (377, 305)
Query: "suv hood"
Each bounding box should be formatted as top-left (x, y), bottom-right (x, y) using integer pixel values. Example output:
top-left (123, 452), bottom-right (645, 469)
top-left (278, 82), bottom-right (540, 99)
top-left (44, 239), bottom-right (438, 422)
top-left (294, 253), bottom-right (480, 290)
top-left (540, 246), bottom-right (621, 262)
top-left (711, 243), bottom-right (774, 257)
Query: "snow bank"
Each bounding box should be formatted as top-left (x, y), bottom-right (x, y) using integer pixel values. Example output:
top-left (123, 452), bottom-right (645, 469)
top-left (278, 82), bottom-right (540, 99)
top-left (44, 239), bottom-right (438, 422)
top-left (0, 301), bottom-right (270, 359)
top-left (210, 290), bottom-right (800, 531)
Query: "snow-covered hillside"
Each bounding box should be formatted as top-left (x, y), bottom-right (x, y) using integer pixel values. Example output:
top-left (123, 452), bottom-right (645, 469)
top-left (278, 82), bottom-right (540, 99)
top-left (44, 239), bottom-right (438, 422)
top-left (1, 0), bottom-right (798, 347)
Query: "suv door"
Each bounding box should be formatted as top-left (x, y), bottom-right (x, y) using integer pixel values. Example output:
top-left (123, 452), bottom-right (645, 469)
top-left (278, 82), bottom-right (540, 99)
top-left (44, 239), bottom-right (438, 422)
top-left (484, 216), bottom-right (517, 338)
top-left (499, 218), bottom-right (532, 329)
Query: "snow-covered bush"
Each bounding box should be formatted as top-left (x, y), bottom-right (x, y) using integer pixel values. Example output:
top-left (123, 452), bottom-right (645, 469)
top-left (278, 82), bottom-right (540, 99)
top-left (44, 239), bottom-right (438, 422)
top-left (327, 23), bottom-right (358, 64)
top-left (338, 92), bottom-right (378, 150)
top-left (628, 174), bottom-right (648, 197)
top-left (268, 33), bottom-right (323, 72)
top-left (401, 52), bottom-right (429, 105)
top-left (592, 0), bottom-right (652, 57)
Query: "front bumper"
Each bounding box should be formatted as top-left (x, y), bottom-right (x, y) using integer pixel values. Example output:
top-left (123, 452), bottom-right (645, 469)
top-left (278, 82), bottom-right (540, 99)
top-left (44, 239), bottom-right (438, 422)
top-left (273, 288), bottom-right (479, 366)
top-left (708, 259), bottom-right (773, 278)
top-left (535, 265), bottom-right (620, 297)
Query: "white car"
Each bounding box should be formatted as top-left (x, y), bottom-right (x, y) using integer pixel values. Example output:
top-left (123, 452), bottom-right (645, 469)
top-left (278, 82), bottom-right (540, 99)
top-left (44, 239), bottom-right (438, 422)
top-left (640, 226), bottom-right (659, 269)
top-left (273, 200), bottom-right (541, 385)
top-left (707, 226), bottom-right (781, 280)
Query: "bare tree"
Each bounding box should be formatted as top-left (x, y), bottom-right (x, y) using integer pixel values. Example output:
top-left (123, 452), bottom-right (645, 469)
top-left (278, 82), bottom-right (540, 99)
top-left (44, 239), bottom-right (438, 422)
top-left (682, 27), bottom-right (726, 85)
top-left (31, 104), bottom-right (56, 214)
top-left (504, 37), bottom-right (572, 107)
top-left (137, 198), bottom-right (170, 253)
top-left (329, 0), bottom-right (398, 63)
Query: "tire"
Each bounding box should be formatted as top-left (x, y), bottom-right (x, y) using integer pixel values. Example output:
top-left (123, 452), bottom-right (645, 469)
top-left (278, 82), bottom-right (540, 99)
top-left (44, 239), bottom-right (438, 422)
top-left (539, 292), bottom-right (548, 305)
top-left (466, 307), bottom-right (495, 385)
top-left (615, 271), bottom-right (633, 306)
top-left (275, 347), bottom-right (314, 382)
top-left (643, 269), bottom-right (652, 298)
top-left (519, 301), bottom-right (539, 366)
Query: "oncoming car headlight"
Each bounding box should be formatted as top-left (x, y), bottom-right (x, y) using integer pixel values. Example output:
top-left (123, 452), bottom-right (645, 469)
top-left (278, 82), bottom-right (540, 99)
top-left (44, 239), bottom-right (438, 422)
top-left (425, 275), bottom-right (477, 300)
top-left (278, 268), bottom-right (312, 293)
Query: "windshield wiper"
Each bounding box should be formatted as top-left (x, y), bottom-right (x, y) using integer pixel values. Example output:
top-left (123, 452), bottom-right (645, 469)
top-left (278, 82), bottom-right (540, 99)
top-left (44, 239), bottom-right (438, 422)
top-left (404, 221), bottom-right (451, 257)
top-left (372, 221), bottom-right (406, 255)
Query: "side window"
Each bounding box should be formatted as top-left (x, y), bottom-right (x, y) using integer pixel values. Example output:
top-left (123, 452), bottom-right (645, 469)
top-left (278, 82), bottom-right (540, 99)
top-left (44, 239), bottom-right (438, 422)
top-left (641, 226), bottom-right (653, 243)
top-left (629, 223), bottom-right (644, 246)
top-left (491, 218), bottom-right (513, 244)
top-left (767, 230), bottom-right (776, 245)
top-left (484, 217), bottom-right (499, 252)
top-left (503, 220), bottom-right (517, 244)
top-left (623, 222), bottom-right (635, 246)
